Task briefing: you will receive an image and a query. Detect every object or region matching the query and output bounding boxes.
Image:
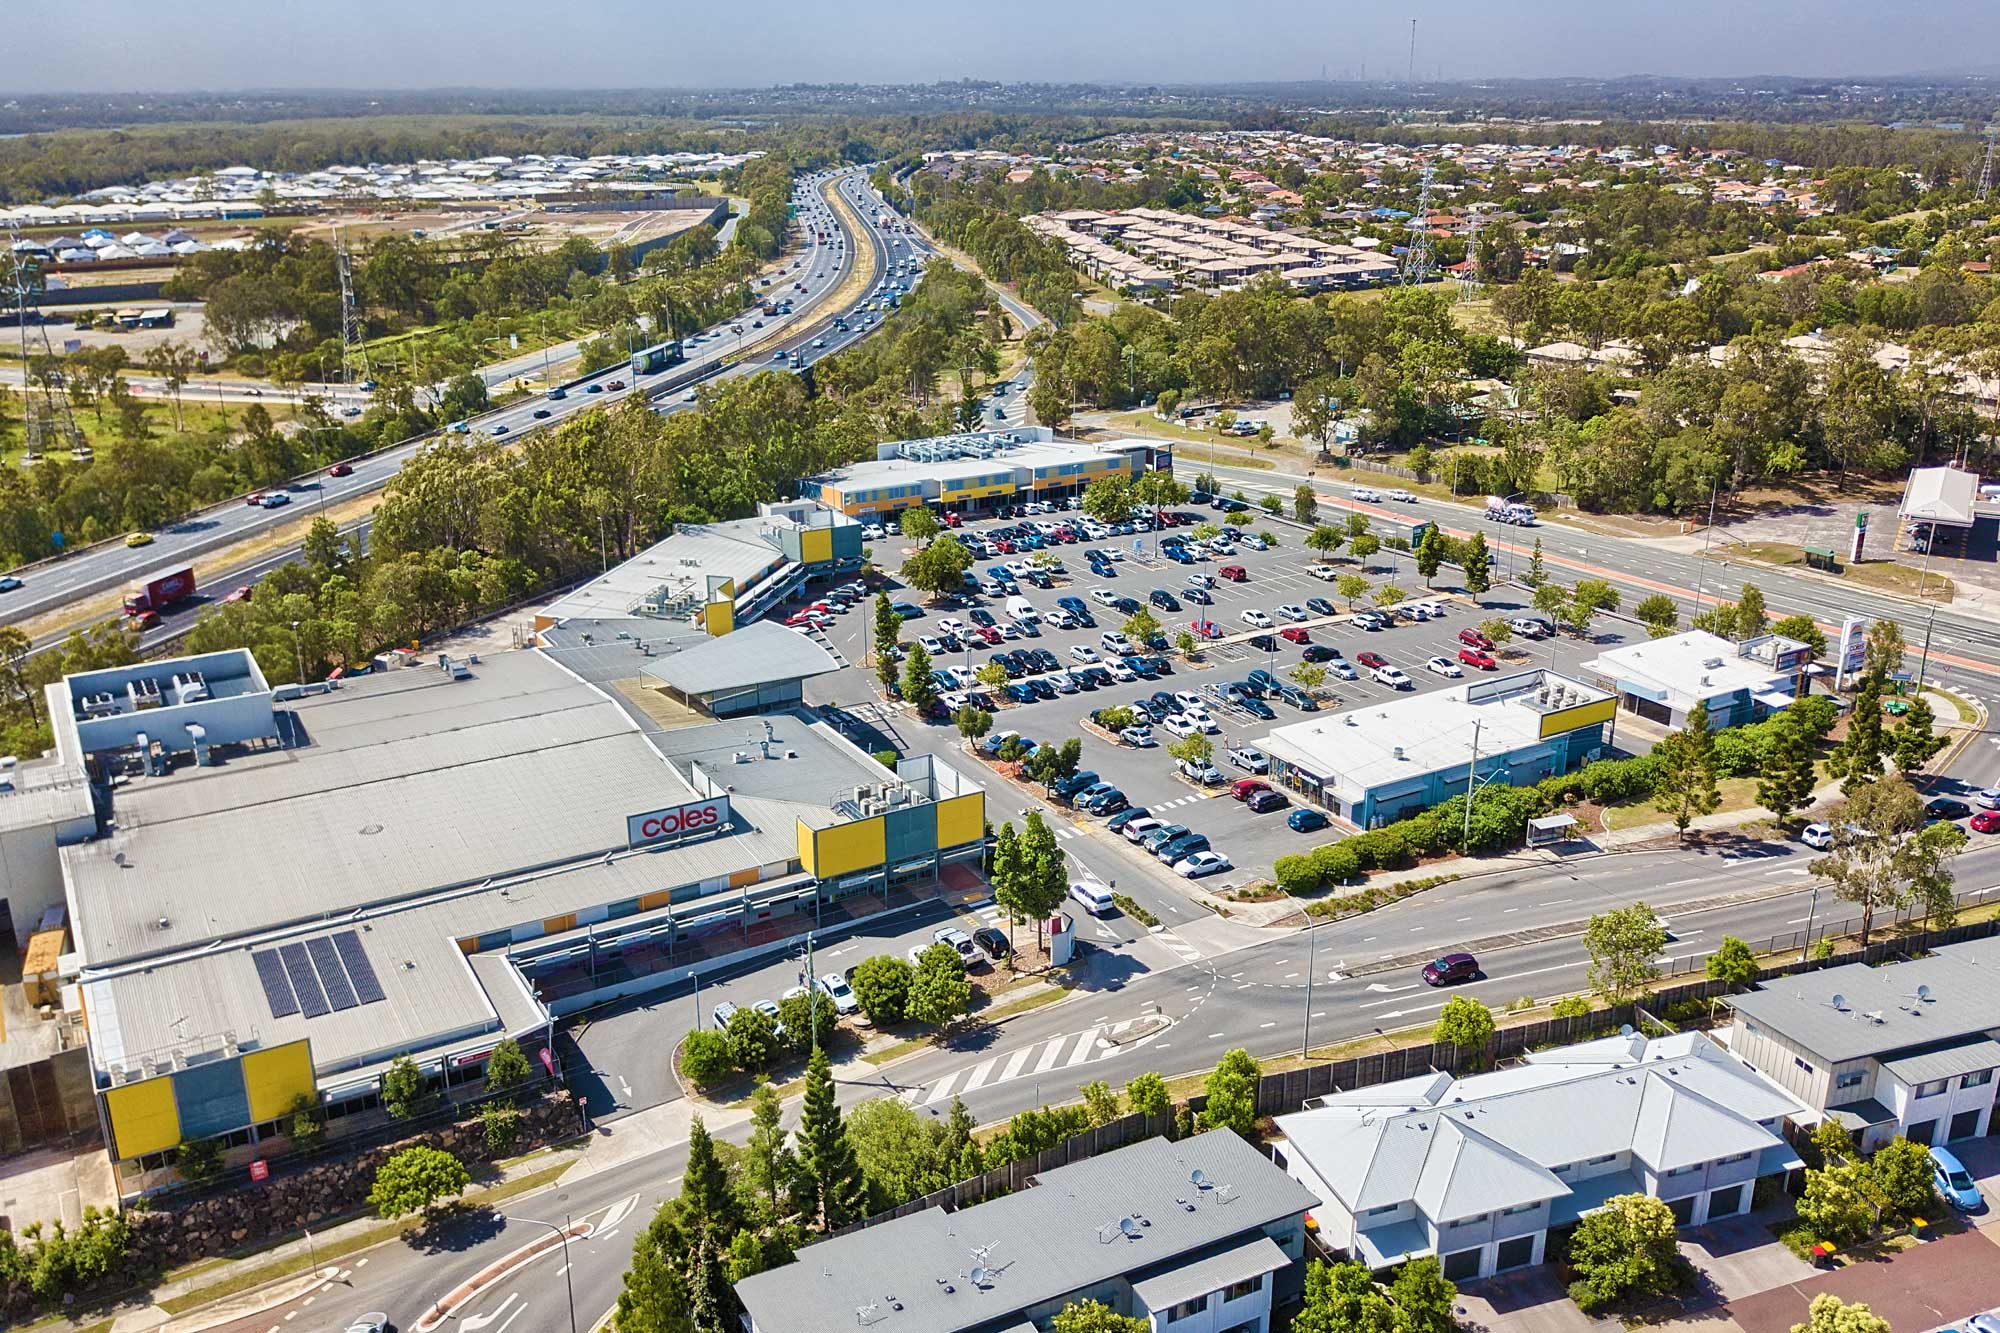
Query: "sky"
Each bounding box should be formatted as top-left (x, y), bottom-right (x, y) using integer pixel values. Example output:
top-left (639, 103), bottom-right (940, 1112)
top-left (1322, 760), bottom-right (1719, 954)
top-left (23, 0), bottom-right (1994, 93)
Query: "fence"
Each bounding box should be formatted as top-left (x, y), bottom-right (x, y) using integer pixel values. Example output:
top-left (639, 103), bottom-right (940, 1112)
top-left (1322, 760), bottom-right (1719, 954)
top-left (1653, 884), bottom-right (2000, 978)
top-left (825, 911), bottom-right (2000, 1240)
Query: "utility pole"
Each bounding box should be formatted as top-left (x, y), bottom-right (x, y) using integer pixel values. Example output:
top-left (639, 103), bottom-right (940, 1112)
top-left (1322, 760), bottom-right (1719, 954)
top-left (1407, 17), bottom-right (1417, 84)
top-left (1300, 926), bottom-right (1317, 1059)
top-left (1403, 162), bottom-right (1435, 286)
top-left (1461, 719), bottom-right (1482, 847)
top-left (1690, 477), bottom-right (1720, 614)
top-left (1979, 126), bottom-right (1997, 203)
top-left (503, 1215), bottom-right (578, 1333)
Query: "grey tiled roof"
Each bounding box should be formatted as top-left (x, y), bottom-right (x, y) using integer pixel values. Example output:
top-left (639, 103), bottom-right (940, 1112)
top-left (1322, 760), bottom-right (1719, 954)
top-left (735, 1132), bottom-right (1317, 1333)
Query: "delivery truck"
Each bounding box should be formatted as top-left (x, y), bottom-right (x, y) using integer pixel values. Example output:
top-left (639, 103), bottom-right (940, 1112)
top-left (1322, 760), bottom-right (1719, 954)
top-left (123, 567), bottom-right (195, 616)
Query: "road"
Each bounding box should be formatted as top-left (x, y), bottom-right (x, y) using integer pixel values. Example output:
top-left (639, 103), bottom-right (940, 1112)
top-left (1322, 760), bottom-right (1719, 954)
top-left (0, 173), bottom-right (868, 633)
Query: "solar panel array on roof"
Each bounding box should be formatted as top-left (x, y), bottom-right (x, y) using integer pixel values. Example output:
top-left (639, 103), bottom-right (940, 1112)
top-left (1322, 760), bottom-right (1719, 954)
top-left (258, 932), bottom-right (391, 1020)
top-left (332, 931), bottom-right (385, 1004)
top-left (252, 949), bottom-right (298, 1018)
top-left (306, 936), bottom-right (357, 1010)
top-left (279, 942), bottom-right (329, 1018)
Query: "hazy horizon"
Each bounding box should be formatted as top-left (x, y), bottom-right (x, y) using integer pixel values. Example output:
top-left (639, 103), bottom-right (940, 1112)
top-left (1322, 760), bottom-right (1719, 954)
top-left (21, 0), bottom-right (1996, 97)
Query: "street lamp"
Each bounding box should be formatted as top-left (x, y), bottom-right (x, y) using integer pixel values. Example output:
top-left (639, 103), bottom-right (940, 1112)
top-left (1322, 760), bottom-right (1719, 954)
top-left (502, 1214), bottom-right (578, 1333)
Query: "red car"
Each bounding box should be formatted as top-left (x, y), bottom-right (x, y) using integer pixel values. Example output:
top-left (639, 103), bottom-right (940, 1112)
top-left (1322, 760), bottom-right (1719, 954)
top-left (327, 462), bottom-right (354, 477)
top-left (1190, 619), bottom-right (1224, 640)
top-left (1458, 648), bottom-right (1497, 670)
top-left (1356, 651), bottom-right (1389, 669)
top-left (783, 610), bottom-right (821, 627)
top-left (244, 492), bottom-right (266, 506)
top-left (1279, 627), bottom-right (1310, 645)
top-left (1231, 778), bottom-right (1270, 801)
top-left (1458, 627), bottom-right (1492, 650)
top-left (223, 585), bottom-right (253, 604)
top-left (994, 539), bottom-right (1016, 554)
top-left (128, 610), bottom-right (161, 630)
top-left (942, 511), bottom-right (962, 527)
top-left (1218, 565), bottom-right (1248, 582)
top-left (1973, 810), bottom-right (2000, 834)
top-left (975, 624), bottom-right (1003, 645)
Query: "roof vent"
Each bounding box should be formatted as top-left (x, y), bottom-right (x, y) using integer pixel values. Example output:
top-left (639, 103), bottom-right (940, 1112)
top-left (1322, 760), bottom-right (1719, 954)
top-left (1393, 746), bottom-right (1406, 760)
top-left (1864, 1010), bottom-right (1885, 1024)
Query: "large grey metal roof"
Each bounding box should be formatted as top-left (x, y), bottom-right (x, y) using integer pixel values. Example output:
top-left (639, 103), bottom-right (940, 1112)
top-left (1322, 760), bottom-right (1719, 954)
top-left (1127, 1234), bottom-right (1288, 1312)
top-left (1727, 941), bottom-right (2000, 1063)
top-left (1277, 1033), bottom-right (1803, 1223)
top-left (734, 1132), bottom-right (1318, 1333)
top-left (643, 620), bottom-right (838, 697)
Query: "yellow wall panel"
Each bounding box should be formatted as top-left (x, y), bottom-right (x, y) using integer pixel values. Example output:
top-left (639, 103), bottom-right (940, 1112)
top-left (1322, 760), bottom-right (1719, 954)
top-left (638, 888), bottom-right (674, 911)
top-left (729, 867), bottom-right (759, 888)
top-left (106, 1077), bottom-right (180, 1159)
top-left (934, 793), bottom-right (985, 850)
top-left (796, 820), bottom-right (818, 878)
top-left (813, 816), bottom-right (886, 879)
top-left (800, 527), bottom-right (833, 564)
top-left (542, 913), bottom-right (577, 936)
top-left (457, 937), bottom-right (477, 954)
top-left (705, 600), bottom-right (735, 637)
top-left (242, 1040), bottom-right (316, 1123)
top-left (1541, 697), bottom-right (1617, 739)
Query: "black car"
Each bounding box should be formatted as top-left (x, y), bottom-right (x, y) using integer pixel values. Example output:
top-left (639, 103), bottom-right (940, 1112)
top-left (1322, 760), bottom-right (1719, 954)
top-left (1025, 677), bottom-right (1057, 700)
top-left (1301, 644), bottom-right (1341, 663)
top-left (1130, 698), bottom-right (1163, 723)
top-left (1246, 788), bottom-right (1291, 814)
top-left (973, 926), bottom-right (1011, 958)
top-left (1306, 597), bottom-right (1336, 616)
top-left (991, 653), bottom-right (1024, 677)
top-left (1149, 690), bottom-right (1178, 714)
top-left (1150, 589), bottom-right (1181, 611)
top-left (969, 608), bottom-right (996, 627)
top-left (1237, 697), bottom-right (1277, 721)
top-left (1111, 596), bottom-right (1141, 616)
top-left (1927, 797), bottom-right (1974, 821)
top-left (1082, 666), bottom-right (1116, 687)
top-left (1030, 648), bottom-right (1061, 673)
top-left (1249, 635), bottom-right (1276, 652)
top-left (1185, 586), bottom-right (1212, 604)
top-left (1105, 806), bottom-right (1152, 834)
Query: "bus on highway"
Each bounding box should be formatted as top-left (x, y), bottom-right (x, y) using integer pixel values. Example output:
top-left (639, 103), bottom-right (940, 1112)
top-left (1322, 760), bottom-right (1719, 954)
top-left (628, 340), bottom-right (686, 376)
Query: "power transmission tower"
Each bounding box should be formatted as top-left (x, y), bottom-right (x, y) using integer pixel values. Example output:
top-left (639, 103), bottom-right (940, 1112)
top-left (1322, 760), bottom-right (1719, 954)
top-left (1402, 161), bottom-right (1435, 286)
top-left (4, 224), bottom-right (83, 457)
top-left (1979, 126), bottom-right (1997, 203)
top-left (1407, 18), bottom-right (1417, 84)
top-left (1457, 210), bottom-right (1482, 301)
top-left (333, 223), bottom-right (369, 388)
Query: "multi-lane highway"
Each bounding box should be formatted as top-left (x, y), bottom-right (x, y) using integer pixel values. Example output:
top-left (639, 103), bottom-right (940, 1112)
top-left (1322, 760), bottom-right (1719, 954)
top-left (0, 167), bottom-right (896, 644)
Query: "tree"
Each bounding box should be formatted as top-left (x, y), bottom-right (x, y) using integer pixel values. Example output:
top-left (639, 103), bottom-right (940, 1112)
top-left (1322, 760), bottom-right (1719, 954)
top-left (1772, 614), bottom-right (1828, 657)
top-left (872, 593), bottom-right (902, 692)
top-left (1462, 530), bottom-right (1491, 600)
top-left (285, 1092), bottom-right (326, 1152)
top-left (680, 1029), bottom-right (735, 1087)
top-left (1583, 903), bottom-right (1667, 1004)
top-left (1168, 733), bottom-right (1214, 769)
top-left (1293, 484), bottom-right (1320, 524)
top-left (1636, 593), bottom-right (1680, 639)
top-left (1653, 701), bottom-right (1722, 841)
top-left (1082, 475), bottom-right (1135, 525)
top-left (1291, 662), bottom-right (1328, 691)
top-left (1889, 696), bottom-right (1946, 773)
top-left (1523, 536), bottom-right (1547, 588)
top-left (1566, 578), bottom-right (1621, 636)
top-left (850, 954), bottom-right (913, 1025)
top-left (1387, 1257), bottom-right (1460, 1333)
top-left (1305, 525), bottom-right (1345, 561)
top-left (1025, 737), bottom-right (1082, 795)
top-left (1551, 995), bottom-right (1592, 1018)
top-left (368, 1145), bottom-right (470, 1219)
top-left (1335, 573), bottom-right (1370, 608)
top-left (742, 1083), bottom-right (797, 1218)
top-left (1705, 936), bottom-right (1759, 988)
top-left (795, 1047), bottom-right (866, 1230)
top-left (975, 662), bottom-right (1011, 691)
top-left (1080, 1080), bottom-right (1122, 1127)
top-left (900, 643), bottom-right (939, 714)
top-left (1198, 1047), bottom-right (1260, 1137)
top-left (1791, 1294), bottom-right (1891, 1333)
top-left (1415, 526), bottom-right (1447, 586)
top-left (1863, 620), bottom-right (1905, 680)
top-left (1533, 581), bottom-right (1569, 626)
top-left (1868, 1137), bottom-right (1937, 1218)
top-left (1293, 1260), bottom-right (1396, 1333)
top-left (1122, 606), bottom-right (1163, 646)
top-left (1757, 708), bottom-right (1820, 824)
top-left (1051, 1300), bottom-right (1148, 1333)
top-left (1352, 532), bottom-right (1382, 563)
top-left (1826, 671), bottom-right (1887, 792)
top-left (176, 1137), bottom-right (223, 1183)
top-left (995, 811), bottom-right (1068, 952)
top-left (1798, 1162), bottom-right (1875, 1246)
top-left (778, 988), bottom-right (839, 1056)
top-left (897, 506), bottom-right (939, 546)
top-left (1374, 583), bottom-right (1407, 609)
top-left (484, 1037), bottom-right (531, 1092)
top-left (726, 1003), bottom-right (781, 1071)
top-left (900, 533), bottom-right (973, 601)
top-left (907, 942), bottom-right (972, 1027)
top-left (380, 1054), bottom-right (436, 1120)
top-left (1432, 995), bottom-right (1495, 1055)
top-left (1809, 774), bottom-right (1948, 945)
top-left (1565, 1194), bottom-right (1684, 1313)
top-left (1125, 1071), bottom-right (1170, 1119)
top-left (1479, 617), bottom-right (1515, 649)
top-left (955, 705), bottom-right (993, 744)
top-left (1734, 583), bottom-right (1768, 640)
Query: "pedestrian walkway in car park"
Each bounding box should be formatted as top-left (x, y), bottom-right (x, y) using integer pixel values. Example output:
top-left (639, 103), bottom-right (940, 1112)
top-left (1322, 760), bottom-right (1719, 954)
top-left (897, 1018), bottom-right (1167, 1107)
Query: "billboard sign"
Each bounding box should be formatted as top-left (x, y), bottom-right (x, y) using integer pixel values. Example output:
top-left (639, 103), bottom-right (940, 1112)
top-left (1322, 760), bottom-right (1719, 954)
top-left (626, 795), bottom-right (732, 849)
top-left (1837, 615), bottom-right (1868, 688)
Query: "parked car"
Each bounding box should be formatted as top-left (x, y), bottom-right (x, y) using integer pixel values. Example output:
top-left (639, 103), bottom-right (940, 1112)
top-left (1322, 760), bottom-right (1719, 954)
top-left (1425, 656), bottom-right (1463, 678)
top-left (1246, 788), bottom-right (1290, 814)
top-left (1459, 648), bottom-right (1498, 670)
top-left (1374, 665), bottom-right (1413, 689)
top-left (1931, 1145), bottom-right (1986, 1211)
top-left (1287, 808), bottom-right (1330, 833)
top-left (1972, 810), bottom-right (2000, 834)
top-left (817, 973), bottom-right (860, 1014)
top-left (1422, 953), bottom-right (1480, 986)
top-left (1231, 777), bottom-right (1271, 801)
top-left (1927, 796), bottom-right (1973, 821)
top-left (972, 926), bottom-right (1011, 960)
top-left (1802, 822), bottom-right (1835, 850)
top-left (1174, 850), bottom-right (1232, 879)
top-left (711, 1001), bottom-right (740, 1028)
top-left (1458, 627), bottom-right (1493, 650)
top-left (1355, 651), bottom-right (1388, 669)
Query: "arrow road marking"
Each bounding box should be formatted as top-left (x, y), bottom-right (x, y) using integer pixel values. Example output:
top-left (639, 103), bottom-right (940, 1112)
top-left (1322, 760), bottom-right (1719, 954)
top-left (462, 1294), bottom-right (520, 1332)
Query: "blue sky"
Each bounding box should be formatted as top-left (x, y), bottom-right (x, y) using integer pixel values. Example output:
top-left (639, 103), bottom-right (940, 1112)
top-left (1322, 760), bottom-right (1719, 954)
top-left (26, 0), bottom-right (1991, 92)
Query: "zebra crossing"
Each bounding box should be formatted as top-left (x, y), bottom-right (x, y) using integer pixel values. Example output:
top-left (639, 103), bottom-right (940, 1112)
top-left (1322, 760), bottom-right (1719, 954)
top-left (1156, 929), bottom-right (1204, 964)
top-left (1152, 793), bottom-right (1216, 811)
top-left (900, 1019), bottom-right (1165, 1107)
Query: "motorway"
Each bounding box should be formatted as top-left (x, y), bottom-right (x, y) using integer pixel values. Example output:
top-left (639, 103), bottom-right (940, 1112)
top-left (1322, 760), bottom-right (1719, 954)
top-left (1, 168), bottom-right (904, 650)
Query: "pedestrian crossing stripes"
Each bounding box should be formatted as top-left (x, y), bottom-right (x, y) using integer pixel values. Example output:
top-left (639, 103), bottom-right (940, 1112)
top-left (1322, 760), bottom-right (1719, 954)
top-left (901, 1020), bottom-right (1160, 1107)
top-left (1157, 930), bottom-right (1203, 963)
top-left (1054, 826), bottom-right (1078, 840)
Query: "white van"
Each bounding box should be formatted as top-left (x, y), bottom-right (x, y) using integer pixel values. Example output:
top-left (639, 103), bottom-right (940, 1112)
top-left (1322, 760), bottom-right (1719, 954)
top-left (1069, 880), bottom-right (1116, 916)
top-left (1005, 595), bottom-right (1039, 622)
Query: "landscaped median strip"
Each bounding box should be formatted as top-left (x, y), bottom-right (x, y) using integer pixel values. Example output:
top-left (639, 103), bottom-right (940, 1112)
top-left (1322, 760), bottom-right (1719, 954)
top-left (411, 1214), bottom-right (595, 1333)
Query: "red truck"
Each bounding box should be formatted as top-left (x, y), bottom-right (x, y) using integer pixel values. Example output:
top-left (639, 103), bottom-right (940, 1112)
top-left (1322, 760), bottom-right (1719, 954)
top-left (123, 567), bottom-right (195, 617)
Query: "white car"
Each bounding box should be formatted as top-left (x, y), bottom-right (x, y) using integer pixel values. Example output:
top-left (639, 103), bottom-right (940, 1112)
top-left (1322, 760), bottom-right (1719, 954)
top-left (1175, 851), bottom-right (1232, 879)
top-left (1385, 488), bottom-right (1416, 503)
top-left (1802, 823), bottom-right (1835, 850)
top-left (1242, 609), bottom-right (1274, 629)
top-left (1277, 603), bottom-right (1309, 622)
top-left (1173, 691), bottom-right (1206, 712)
top-left (1373, 665), bottom-right (1413, 689)
top-left (1309, 564), bottom-right (1340, 582)
top-left (1120, 725), bottom-right (1157, 747)
top-left (938, 617), bottom-right (966, 638)
top-left (1208, 539), bottom-right (1237, 556)
top-left (1089, 587), bottom-right (1119, 606)
top-left (1045, 608), bottom-right (1076, 630)
top-left (1070, 645), bottom-right (1101, 664)
top-left (1186, 710), bottom-right (1220, 734)
top-left (817, 973), bottom-right (859, 1015)
top-left (1401, 603), bottom-right (1433, 621)
top-left (1411, 600), bottom-right (1446, 619)
top-left (861, 522), bottom-right (887, 540)
top-left (918, 635), bottom-right (946, 654)
top-left (1975, 789), bottom-right (2000, 810)
top-left (1351, 487), bottom-right (1380, 502)
top-left (1184, 571), bottom-right (1216, 588)
top-left (1162, 713), bottom-right (1202, 738)
top-left (1425, 656), bottom-right (1463, 678)
top-left (1121, 816), bottom-right (1165, 843)
top-left (1106, 661), bottom-right (1137, 682)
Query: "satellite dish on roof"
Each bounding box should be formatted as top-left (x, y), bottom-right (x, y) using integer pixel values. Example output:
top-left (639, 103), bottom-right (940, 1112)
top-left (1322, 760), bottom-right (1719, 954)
top-left (1916, 984), bottom-right (1933, 1002)
top-left (1619, 1024), bottom-right (1634, 1038)
top-left (1831, 993), bottom-right (1847, 1011)
top-left (1119, 1216), bottom-right (1143, 1239)
top-left (969, 1267), bottom-right (989, 1288)
top-left (1191, 1168), bottom-right (1209, 1189)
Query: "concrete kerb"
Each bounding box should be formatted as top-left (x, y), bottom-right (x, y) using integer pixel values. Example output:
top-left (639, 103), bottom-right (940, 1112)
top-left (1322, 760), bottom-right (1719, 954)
top-left (120, 1266), bottom-right (341, 1333)
top-left (411, 1218), bottom-right (590, 1333)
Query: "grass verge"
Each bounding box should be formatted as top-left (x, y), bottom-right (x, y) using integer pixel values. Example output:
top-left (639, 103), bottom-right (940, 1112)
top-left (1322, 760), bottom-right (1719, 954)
top-left (1732, 541), bottom-right (1956, 603)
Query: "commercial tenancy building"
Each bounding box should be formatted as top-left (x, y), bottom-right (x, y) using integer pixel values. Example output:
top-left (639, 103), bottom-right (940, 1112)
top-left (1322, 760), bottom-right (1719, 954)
top-left (805, 429), bottom-right (1174, 520)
